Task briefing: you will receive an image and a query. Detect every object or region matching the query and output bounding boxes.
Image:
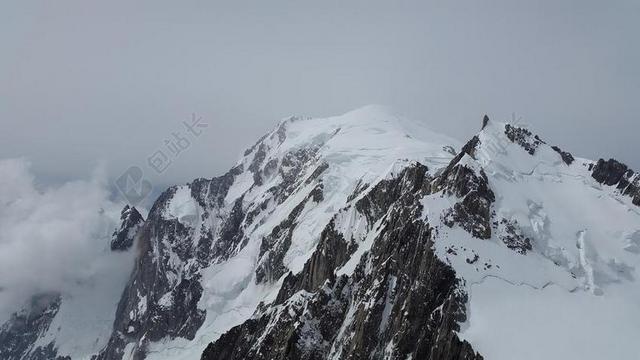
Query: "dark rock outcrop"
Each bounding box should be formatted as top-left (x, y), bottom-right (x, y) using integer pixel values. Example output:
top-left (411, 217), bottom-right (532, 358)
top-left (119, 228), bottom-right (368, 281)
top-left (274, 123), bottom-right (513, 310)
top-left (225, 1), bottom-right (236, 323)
top-left (110, 205), bottom-right (145, 251)
top-left (481, 115), bottom-right (490, 130)
top-left (434, 138), bottom-right (495, 240)
top-left (504, 124), bottom-right (545, 155)
top-left (496, 218), bottom-right (532, 255)
top-left (592, 158), bottom-right (630, 186)
top-left (551, 145), bottom-right (575, 165)
top-left (591, 159), bottom-right (640, 206)
top-left (256, 193), bottom-right (317, 284)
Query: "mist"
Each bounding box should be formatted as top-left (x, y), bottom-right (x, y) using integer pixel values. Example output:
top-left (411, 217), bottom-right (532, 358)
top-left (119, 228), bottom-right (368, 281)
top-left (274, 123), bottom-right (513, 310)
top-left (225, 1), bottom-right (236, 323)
top-left (0, 159), bottom-right (132, 322)
top-left (1, 0), bottom-right (639, 196)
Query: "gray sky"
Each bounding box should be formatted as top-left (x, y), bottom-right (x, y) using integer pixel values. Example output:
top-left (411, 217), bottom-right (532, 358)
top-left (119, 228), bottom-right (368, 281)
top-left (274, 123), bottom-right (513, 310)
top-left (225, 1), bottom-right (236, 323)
top-left (1, 0), bottom-right (638, 191)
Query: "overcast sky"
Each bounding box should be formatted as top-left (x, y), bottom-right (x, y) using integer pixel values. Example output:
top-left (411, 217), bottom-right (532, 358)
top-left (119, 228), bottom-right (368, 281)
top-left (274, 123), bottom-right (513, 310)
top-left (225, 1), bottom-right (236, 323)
top-left (1, 0), bottom-right (638, 193)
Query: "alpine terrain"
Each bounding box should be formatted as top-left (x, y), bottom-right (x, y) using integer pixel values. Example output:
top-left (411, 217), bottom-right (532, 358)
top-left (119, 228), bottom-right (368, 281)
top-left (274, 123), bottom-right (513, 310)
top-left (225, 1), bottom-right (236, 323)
top-left (1, 106), bottom-right (639, 360)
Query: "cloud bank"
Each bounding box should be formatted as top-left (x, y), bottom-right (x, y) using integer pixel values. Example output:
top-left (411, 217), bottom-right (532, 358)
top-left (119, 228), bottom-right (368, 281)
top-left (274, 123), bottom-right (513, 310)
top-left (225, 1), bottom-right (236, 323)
top-left (0, 158), bottom-right (133, 321)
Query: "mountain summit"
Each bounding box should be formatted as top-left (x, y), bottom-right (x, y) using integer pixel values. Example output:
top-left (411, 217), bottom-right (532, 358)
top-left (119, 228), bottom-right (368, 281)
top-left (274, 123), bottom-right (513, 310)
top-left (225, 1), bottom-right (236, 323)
top-left (2, 107), bottom-right (639, 360)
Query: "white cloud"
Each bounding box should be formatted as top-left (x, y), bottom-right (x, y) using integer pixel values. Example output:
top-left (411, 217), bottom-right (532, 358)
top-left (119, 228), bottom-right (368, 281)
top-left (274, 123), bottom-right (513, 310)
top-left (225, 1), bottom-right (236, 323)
top-left (0, 158), bottom-right (131, 321)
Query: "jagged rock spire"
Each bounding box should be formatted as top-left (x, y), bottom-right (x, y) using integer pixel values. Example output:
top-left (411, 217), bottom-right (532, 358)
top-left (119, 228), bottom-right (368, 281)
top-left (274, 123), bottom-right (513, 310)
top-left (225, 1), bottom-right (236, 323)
top-left (482, 114), bottom-right (490, 130)
top-left (110, 205), bottom-right (144, 251)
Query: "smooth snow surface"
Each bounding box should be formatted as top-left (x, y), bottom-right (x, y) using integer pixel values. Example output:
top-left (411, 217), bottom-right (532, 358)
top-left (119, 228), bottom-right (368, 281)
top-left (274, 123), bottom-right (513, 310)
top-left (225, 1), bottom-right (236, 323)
top-left (164, 185), bottom-right (200, 226)
top-left (463, 278), bottom-right (640, 360)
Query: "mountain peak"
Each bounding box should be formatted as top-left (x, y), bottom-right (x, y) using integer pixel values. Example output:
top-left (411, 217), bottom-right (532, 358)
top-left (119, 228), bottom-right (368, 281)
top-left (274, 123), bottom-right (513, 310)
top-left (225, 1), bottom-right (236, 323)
top-left (234, 106), bottom-right (461, 201)
top-left (482, 114), bottom-right (490, 129)
top-left (110, 205), bottom-right (144, 251)
top-left (340, 104), bottom-right (395, 118)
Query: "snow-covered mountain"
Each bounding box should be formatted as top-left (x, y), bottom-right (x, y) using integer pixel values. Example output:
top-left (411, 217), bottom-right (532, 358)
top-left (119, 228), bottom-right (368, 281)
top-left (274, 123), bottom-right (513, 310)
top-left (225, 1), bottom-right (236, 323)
top-left (1, 106), bottom-right (639, 360)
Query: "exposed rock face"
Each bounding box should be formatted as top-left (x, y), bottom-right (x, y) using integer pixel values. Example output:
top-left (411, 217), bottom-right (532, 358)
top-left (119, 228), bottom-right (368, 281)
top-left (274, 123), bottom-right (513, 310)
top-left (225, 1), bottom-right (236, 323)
top-left (504, 124), bottom-right (545, 155)
top-left (255, 190), bottom-right (321, 284)
top-left (0, 293), bottom-right (69, 360)
top-left (96, 174), bottom-right (238, 359)
top-left (481, 115), bottom-right (489, 129)
top-left (591, 158), bottom-right (640, 206)
top-left (551, 145), bottom-right (575, 165)
top-left (202, 164), bottom-right (482, 360)
top-left (591, 158), bottom-right (628, 186)
top-left (435, 138), bottom-right (495, 240)
top-left (274, 165), bottom-right (432, 306)
top-left (496, 218), bottom-right (532, 255)
top-left (110, 205), bottom-right (145, 251)
top-left (96, 116), bottom-right (344, 359)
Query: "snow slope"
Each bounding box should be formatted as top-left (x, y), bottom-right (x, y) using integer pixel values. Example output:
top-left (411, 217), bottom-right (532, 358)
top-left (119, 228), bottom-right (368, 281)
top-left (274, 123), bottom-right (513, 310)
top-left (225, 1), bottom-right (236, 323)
top-left (424, 120), bottom-right (640, 360)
